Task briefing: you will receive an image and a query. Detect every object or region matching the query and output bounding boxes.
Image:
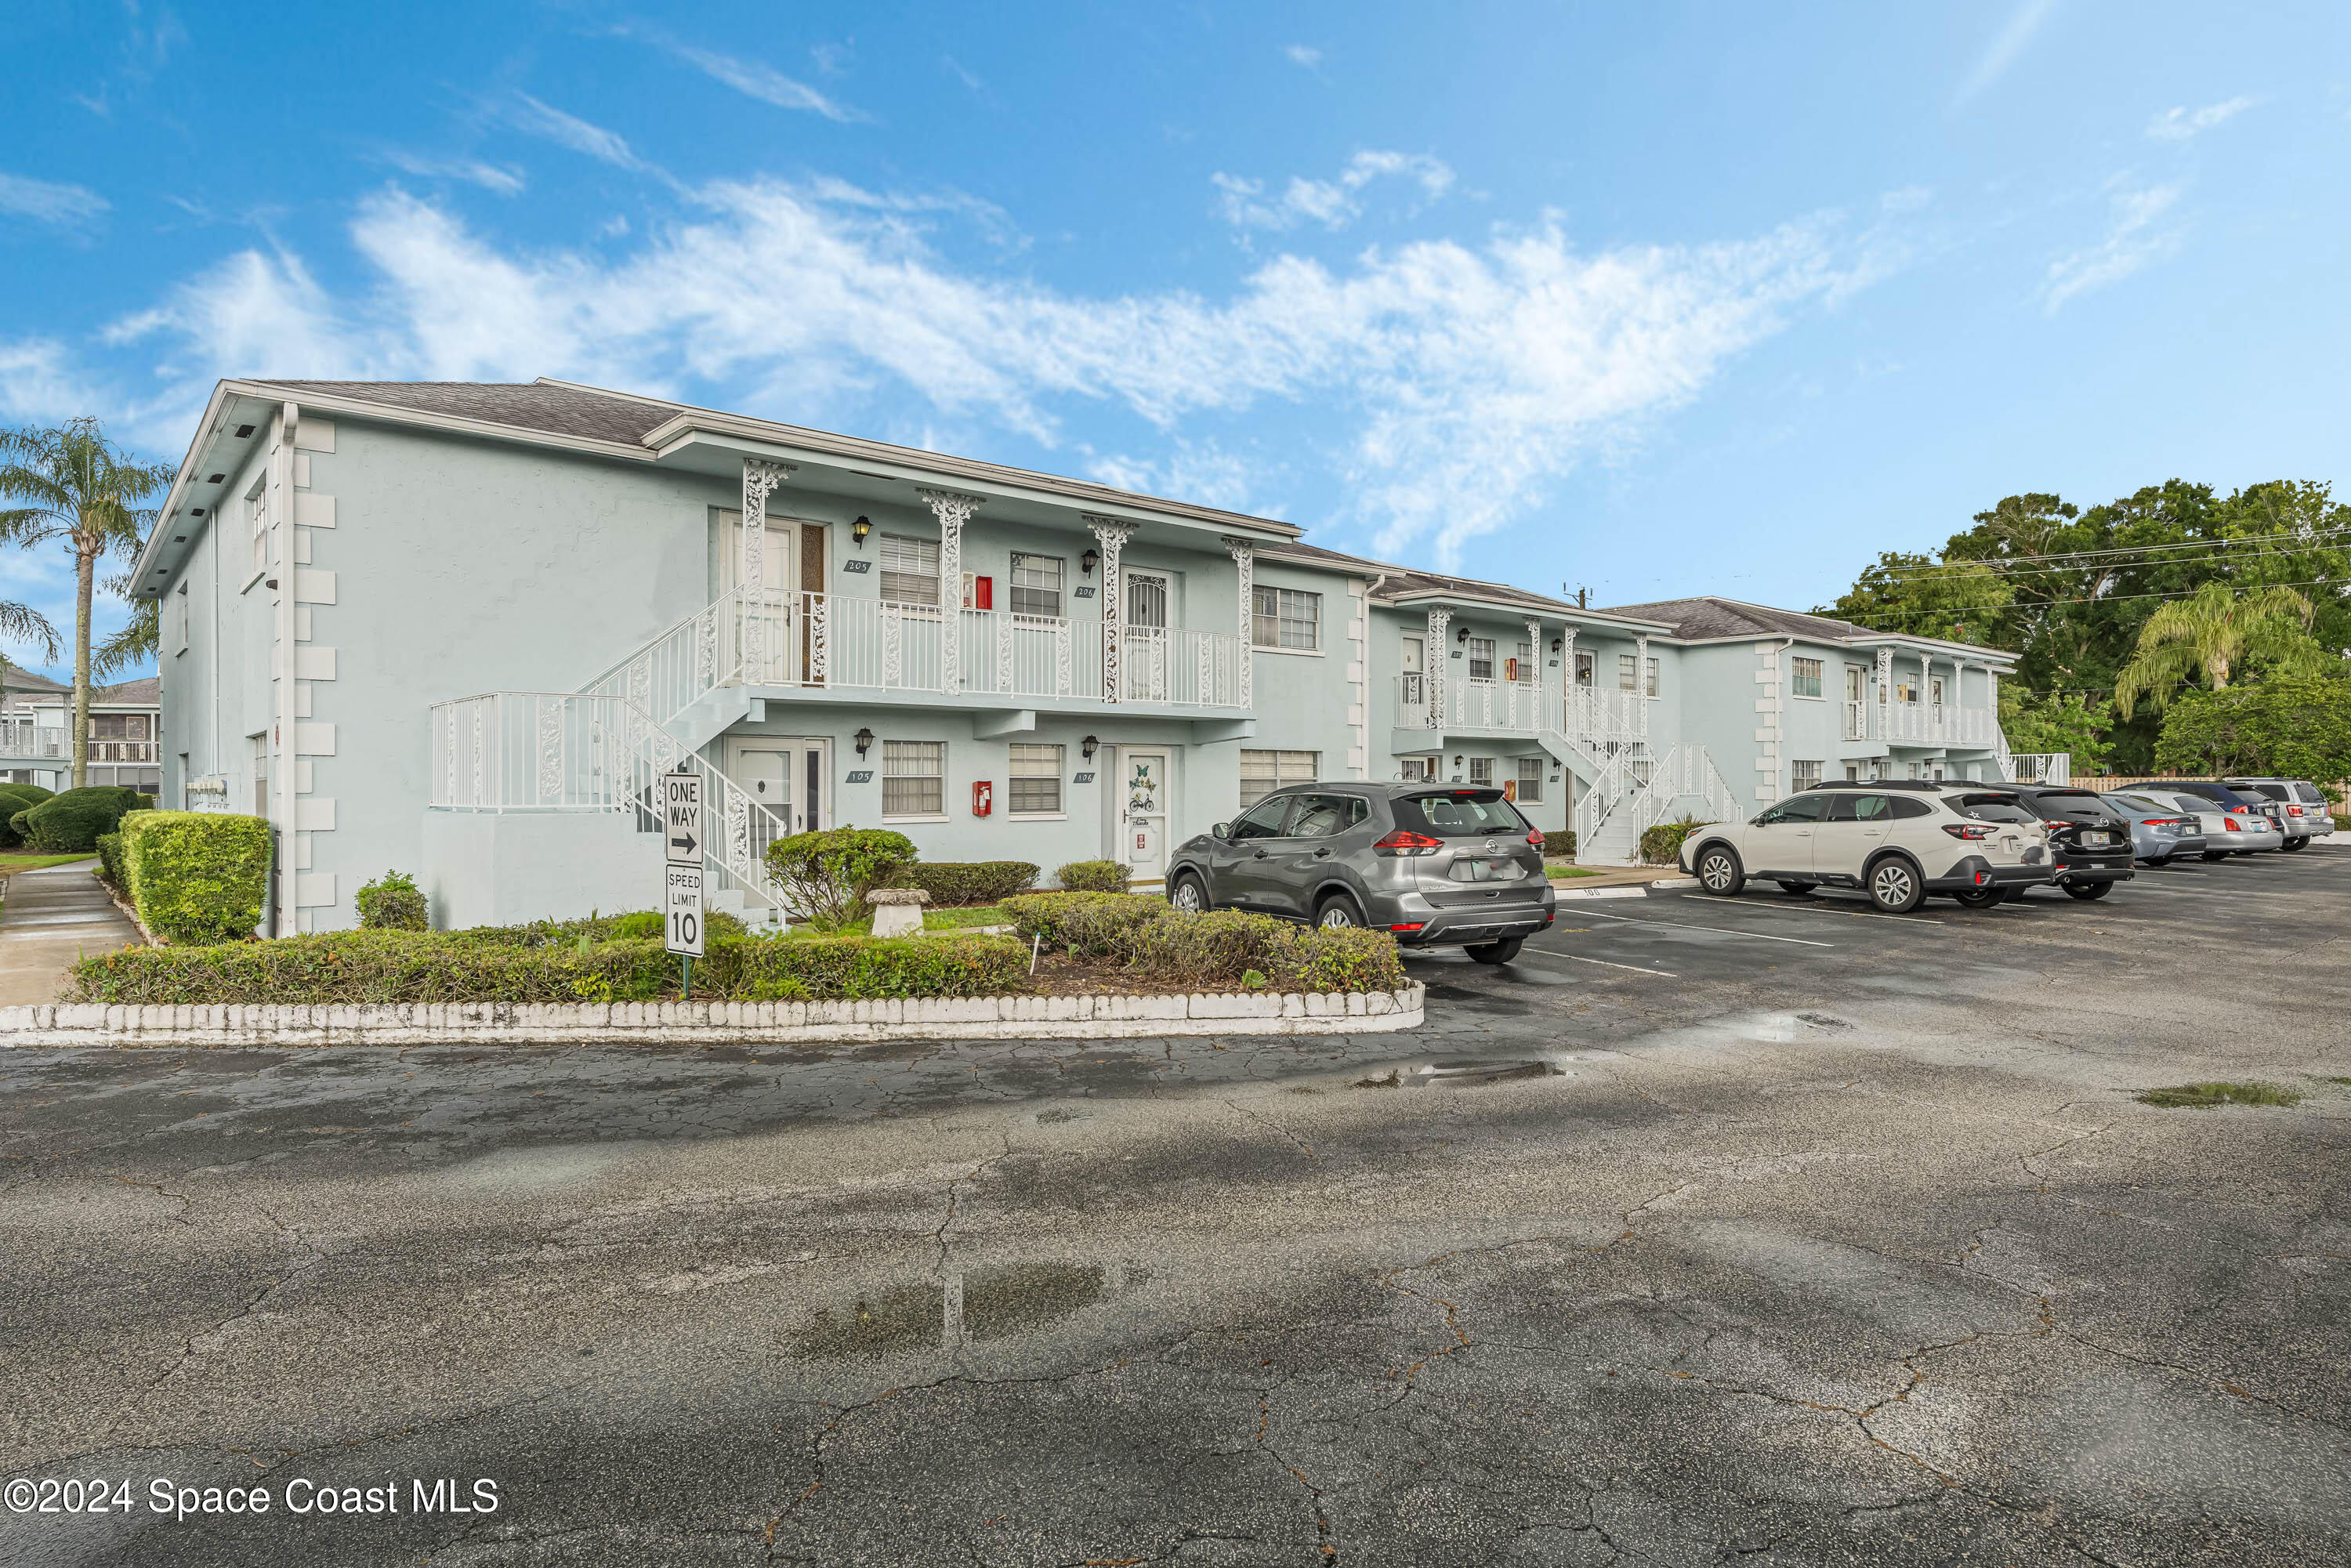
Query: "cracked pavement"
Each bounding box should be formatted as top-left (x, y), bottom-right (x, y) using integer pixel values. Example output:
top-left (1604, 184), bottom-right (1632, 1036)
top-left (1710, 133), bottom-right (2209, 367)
top-left (2, 848), bottom-right (2347, 1565)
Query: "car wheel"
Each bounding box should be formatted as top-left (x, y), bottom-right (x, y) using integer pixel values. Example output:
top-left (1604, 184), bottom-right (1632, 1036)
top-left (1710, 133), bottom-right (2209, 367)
top-left (1776, 881), bottom-right (1816, 896)
top-left (1313, 893), bottom-right (1364, 929)
top-left (2282, 836), bottom-right (2307, 853)
top-left (1169, 871), bottom-right (1210, 914)
top-left (1950, 886), bottom-right (2004, 909)
top-left (1465, 936), bottom-right (1523, 964)
top-left (1866, 856), bottom-right (1924, 914)
top-left (1696, 846), bottom-right (1744, 896)
top-left (2063, 880), bottom-right (2112, 900)
top-left (2201, 851), bottom-right (2228, 862)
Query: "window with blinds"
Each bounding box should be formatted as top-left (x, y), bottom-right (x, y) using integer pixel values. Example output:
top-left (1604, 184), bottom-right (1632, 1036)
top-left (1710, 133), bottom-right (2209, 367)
top-left (882, 740), bottom-right (945, 817)
top-left (1617, 654), bottom-right (1638, 691)
top-left (1009, 552), bottom-right (1063, 619)
top-left (1251, 587), bottom-right (1320, 650)
top-left (878, 535), bottom-right (940, 607)
top-left (1239, 748), bottom-right (1317, 808)
top-left (1468, 637), bottom-right (1495, 680)
top-left (1516, 756), bottom-right (1544, 802)
top-left (1009, 743), bottom-right (1063, 815)
top-left (1792, 657), bottom-right (1824, 697)
top-left (1469, 756), bottom-right (1494, 785)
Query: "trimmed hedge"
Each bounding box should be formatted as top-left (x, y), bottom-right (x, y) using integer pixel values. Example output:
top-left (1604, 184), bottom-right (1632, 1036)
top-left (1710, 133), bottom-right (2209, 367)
top-left (766, 827), bottom-right (915, 930)
top-left (900, 860), bottom-right (1038, 907)
top-left (1005, 892), bottom-right (1407, 993)
top-left (0, 784), bottom-right (54, 847)
top-left (1541, 830), bottom-right (1576, 860)
top-left (121, 810), bottom-right (272, 944)
top-left (15, 786), bottom-right (148, 853)
top-left (444, 907), bottom-right (748, 948)
top-left (94, 831), bottom-right (126, 889)
top-left (1055, 859), bottom-right (1132, 893)
top-left (64, 929), bottom-right (1029, 1006)
top-left (1637, 815), bottom-right (1712, 867)
top-left (356, 869), bottom-right (429, 931)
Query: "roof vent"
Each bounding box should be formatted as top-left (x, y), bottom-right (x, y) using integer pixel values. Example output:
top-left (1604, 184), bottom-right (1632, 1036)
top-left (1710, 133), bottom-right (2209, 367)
top-left (234, 425), bottom-right (255, 438)
top-left (207, 473), bottom-right (224, 483)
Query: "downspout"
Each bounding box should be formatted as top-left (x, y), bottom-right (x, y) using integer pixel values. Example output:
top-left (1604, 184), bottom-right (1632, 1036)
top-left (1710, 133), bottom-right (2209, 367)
top-left (271, 402), bottom-right (299, 936)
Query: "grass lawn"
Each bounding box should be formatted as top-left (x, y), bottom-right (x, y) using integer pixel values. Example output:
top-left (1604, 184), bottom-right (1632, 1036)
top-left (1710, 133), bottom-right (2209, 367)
top-left (0, 853), bottom-right (93, 881)
top-left (1545, 864), bottom-right (1602, 879)
top-left (2137, 1081), bottom-right (2305, 1109)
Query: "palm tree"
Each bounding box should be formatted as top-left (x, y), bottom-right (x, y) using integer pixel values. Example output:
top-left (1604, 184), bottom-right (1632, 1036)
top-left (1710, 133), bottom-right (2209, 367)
top-left (2111, 581), bottom-right (2327, 715)
top-left (0, 599), bottom-right (63, 750)
top-left (91, 571), bottom-right (159, 682)
top-left (0, 419), bottom-right (175, 787)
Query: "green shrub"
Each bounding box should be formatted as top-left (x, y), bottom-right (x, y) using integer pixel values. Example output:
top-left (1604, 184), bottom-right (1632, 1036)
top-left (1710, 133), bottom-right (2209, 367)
top-left (94, 831), bottom-right (126, 889)
top-left (1002, 893), bottom-right (1406, 992)
top-left (765, 827), bottom-right (916, 931)
top-left (355, 869), bottom-right (429, 931)
top-left (1541, 830), bottom-right (1576, 859)
top-left (900, 860), bottom-right (1038, 906)
top-left (1004, 891), bottom-right (1169, 954)
top-left (704, 932), bottom-right (1030, 1001)
top-left (120, 810), bottom-right (271, 944)
top-left (444, 907), bottom-right (747, 948)
top-left (1055, 858), bottom-right (1131, 892)
top-left (0, 784), bottom-right (54, 848)
top-left (1638, 815), bottom-right (1712, 867)
top-left (64, 929), bottom-right (1029, 1005)
top-left (17, 785), bottom-right (150, 853)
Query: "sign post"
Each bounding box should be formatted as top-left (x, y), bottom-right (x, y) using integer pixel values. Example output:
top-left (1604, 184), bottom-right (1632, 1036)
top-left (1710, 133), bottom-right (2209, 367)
top-left (661, 770), bottom-right (705, 994)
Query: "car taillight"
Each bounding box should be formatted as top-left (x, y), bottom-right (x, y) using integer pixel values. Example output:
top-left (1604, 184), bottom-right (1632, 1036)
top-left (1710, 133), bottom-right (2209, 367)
top-left (1942, 824), bottom-right (1993, 839)
top-left (2288, 806), bottom-right (2306, 816)
top-left (2041, 821), bottom-right (2071, 835)
top-left (1373, 829), bottom-right (1444, 857)
top-left (1526, 828), bottom-right (1545, 847)
top-left (2224, 817), bottom-right (2242, 832)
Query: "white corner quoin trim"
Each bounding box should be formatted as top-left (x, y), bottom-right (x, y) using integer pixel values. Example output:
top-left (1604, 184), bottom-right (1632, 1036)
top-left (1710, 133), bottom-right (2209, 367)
top-left (0, 984), bottom-right (1427, 1048)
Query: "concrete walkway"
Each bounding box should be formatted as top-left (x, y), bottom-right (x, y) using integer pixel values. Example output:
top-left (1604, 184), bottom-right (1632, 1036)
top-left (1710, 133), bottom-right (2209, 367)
top-left (0, 860), bottom-right (141, 1005)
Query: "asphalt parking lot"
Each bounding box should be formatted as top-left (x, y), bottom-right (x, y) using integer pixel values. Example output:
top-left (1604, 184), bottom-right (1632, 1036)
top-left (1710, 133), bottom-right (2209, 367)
top-left (3, 846), bottom-right (2347, 1566)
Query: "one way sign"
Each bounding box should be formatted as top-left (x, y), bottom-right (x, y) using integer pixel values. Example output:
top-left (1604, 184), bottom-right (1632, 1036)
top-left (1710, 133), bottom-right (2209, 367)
top-left (662, 770), bottom-right (702, 864)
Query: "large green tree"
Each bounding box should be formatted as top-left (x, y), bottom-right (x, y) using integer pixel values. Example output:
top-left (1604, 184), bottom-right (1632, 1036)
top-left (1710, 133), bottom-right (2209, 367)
top-left (2154, 675), bottom-right (2351, 781)
top-left (2110, 581), bottom-right (2326, 713)
top-left (0, 420), bottom-right (174, 787)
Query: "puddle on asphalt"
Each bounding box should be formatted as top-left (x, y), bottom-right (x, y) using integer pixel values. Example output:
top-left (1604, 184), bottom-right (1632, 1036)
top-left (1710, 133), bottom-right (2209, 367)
top-left (788, 1262), bottom-right (1148, 1358)
top-left (1354, 1058), bottom-right (1569, 1090)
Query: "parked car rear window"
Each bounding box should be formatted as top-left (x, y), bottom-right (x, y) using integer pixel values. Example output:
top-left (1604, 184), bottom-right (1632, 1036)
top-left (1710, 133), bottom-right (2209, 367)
top-left (2030, 791), bottom-right (2121, 823)
top-left (1954, 794), bottom-right (2036, 824)
top-left (2247, 783), bottom-right (2291, 801)
top-left (1394, 791), bottom-right (1527, 837)
top-left (2294, 783), bottom-right (2327, 804)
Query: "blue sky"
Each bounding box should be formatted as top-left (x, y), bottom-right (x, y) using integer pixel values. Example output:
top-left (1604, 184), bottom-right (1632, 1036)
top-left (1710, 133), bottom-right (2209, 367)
top-left (3, 0), bottom-right (2346, 682)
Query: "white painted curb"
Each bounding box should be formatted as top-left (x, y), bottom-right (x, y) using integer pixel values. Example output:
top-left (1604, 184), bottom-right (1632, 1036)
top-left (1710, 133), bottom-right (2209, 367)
top-left (0, 983), bottom-right (1426, 1048)
top-left (1648, 878), bottom-right (1698, 889)
top-left (1556, 885), bottom-right (1651, 901)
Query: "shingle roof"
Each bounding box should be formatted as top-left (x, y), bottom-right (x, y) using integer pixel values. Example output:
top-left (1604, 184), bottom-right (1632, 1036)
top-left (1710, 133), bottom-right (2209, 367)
top-left (251, 380), bottom-right (682, 448)
top-left (1595, 596), bottom-right (1876, 641)
top-left (1259, 541), bottom-right (1586, 614)
top-left (96, 676), bottom-right (161, 705)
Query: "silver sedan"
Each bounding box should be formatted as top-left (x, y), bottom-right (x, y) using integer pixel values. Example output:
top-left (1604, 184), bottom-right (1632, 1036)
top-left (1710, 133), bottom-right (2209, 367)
top-left (2100, 791), bottom-right (2208, 864)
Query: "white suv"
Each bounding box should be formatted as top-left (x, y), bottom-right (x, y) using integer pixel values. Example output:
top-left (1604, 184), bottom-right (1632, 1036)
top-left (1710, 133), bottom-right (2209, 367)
top-left (1679, 781), bottom-right (2056, 913)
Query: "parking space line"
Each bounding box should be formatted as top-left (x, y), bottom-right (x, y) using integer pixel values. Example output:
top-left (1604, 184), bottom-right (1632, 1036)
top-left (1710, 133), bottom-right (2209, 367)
top-left (1675, 894), bottom-right (1943, 925)
top-left (1585, 910), bottom-right (1833, 947)
top-left (1544, 951), bottom-right (1680, 978)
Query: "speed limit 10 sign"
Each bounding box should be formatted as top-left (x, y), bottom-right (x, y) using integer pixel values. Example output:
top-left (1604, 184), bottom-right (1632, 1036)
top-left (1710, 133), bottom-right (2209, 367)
top-left (665, 862), bottom-right (705, 958)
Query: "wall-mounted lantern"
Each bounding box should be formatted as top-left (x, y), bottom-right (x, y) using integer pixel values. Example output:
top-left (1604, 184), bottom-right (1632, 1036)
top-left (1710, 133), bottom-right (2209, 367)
top-left (1081, 548), bottom-right (1099, 575)
top-left (851, 515), bottom-right (872, 547)
top-left (853, 727), bottom-right (875, 757)
top-left (1080, 734), bottom-right (1099, 761)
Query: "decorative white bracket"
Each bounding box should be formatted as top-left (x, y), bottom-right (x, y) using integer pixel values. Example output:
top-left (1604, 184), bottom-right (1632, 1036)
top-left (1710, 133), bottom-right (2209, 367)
top-left (1423, 608), bottom-right (1451, 728)
top-left (1223, 536), bottom-right (1255, 709)
top-left (1085, 516), bottom-right (1139, 702)
top-left (740, 459), bottom-right (795, 679)
top-left (919, 488), bottom-right (984, 693)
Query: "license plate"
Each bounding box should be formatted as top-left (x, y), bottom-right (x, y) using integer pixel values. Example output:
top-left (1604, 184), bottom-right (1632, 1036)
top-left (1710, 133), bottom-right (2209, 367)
top-left (2083, 831), bottom-right (2114, 846)
top-left (1451, 859), bottom-right (1522, 882)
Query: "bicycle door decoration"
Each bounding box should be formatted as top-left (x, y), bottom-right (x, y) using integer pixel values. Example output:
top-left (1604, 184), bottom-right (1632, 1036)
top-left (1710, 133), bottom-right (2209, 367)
top-left (1126, 758), bottom-right (1159, 823)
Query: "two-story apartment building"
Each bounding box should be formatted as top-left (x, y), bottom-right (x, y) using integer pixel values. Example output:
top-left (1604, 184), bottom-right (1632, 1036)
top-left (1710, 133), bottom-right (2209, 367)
top-left (1, 673), bottom-right (164, 795)
top-left (127, 377), bottom-right (2028, 932)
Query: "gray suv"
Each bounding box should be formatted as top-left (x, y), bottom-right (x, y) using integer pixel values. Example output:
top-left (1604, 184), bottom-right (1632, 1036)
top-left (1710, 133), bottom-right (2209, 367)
top-left (1166, 783), bottom-right (1557, 964)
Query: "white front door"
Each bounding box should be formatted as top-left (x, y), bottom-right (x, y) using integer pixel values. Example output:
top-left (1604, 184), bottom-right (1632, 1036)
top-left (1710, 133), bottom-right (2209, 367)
top-left (724, 737), bottom-right (832, 835)
top-left (1120, 747), bottom-right (1172, 879)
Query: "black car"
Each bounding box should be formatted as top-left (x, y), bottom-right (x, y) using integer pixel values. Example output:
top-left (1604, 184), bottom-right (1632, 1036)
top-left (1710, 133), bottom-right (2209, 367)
top-left (1165, 782), bottom-right (1557, 963)
top-left (2147, 780), bottom-right (2280, 833)
top-left (1998, 784), bottom-right (2138, 900)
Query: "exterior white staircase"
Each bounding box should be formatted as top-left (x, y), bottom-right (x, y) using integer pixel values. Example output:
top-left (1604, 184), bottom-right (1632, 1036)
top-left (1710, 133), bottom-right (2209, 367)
top-left (1572, 744), bottom-right (1742, 867)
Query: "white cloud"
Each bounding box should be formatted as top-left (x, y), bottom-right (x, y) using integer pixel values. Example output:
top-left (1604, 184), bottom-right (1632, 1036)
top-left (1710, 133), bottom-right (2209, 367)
top-left (1284, 45), bottom-right (1322, 68)
top-left (0, 339), bottom-right (103, 422)
top-left (2043, 181), bottom-right (2182, 314)
top-left (85, 179), bottom-right (1871, 564)
top-left (381, 150), bottom-right (526, 195)
top-left (1956, 0), bottom-right (2059, 104)
top-left (0, 172), bottom-right (109, 228)
top-left (505, 95), bottom-right (650, 172)
top-left (2146, 96), bottom-right (2256, 141)
top-left (1084, 440), bottom-right (1266, 515)
top-left (659, 38), bottom-right (868, 124)
top-left (1214, 150), bottom-right (1454, 232)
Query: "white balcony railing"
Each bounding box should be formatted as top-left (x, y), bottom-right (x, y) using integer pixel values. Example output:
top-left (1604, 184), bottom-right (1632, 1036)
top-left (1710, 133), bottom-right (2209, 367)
top-left (1398, 678), bottom-right (1647, 748)
top-left (734, 592), bottom-right (1245, 709)
top-left (1846, 701), bottom-right (1998, 748)
top-left (1566, 686), bottom-right (1647, 745)
top-left (0, 723), bottom-right (150, 761)
top-left (2005, 753), bottom-right (2072, 785)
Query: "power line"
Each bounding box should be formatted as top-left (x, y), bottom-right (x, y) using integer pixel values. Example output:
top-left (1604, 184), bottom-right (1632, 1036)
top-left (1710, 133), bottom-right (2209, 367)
top-left (1858, 527), bottom-right (2351, 581)
top-left (1841, 574), bottom-right (2351, 634)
